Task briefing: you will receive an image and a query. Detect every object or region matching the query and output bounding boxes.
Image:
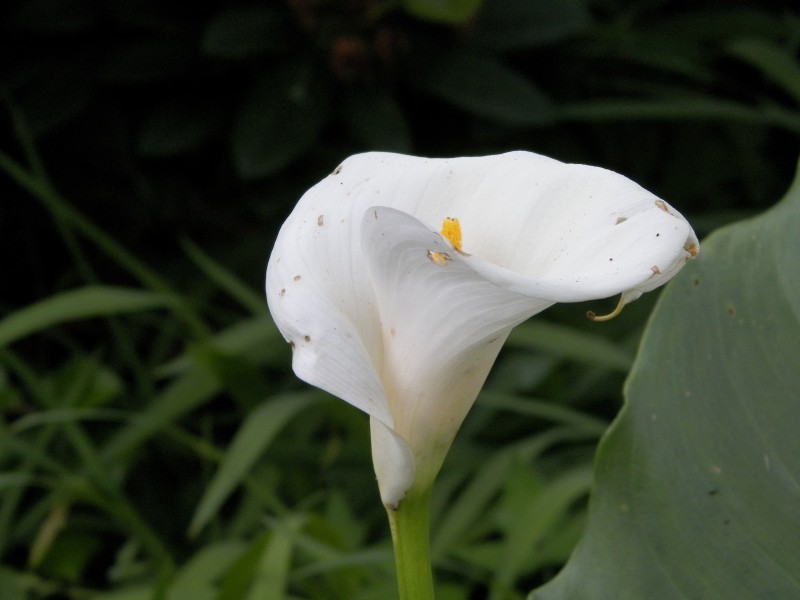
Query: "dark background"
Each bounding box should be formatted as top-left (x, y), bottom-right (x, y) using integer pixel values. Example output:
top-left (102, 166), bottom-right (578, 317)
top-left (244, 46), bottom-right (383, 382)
top-left (3, 0), bottom-right (798, 309)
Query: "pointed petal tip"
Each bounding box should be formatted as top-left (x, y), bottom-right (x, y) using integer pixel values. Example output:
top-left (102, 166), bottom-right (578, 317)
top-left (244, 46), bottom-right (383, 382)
top-left (371, 417), bottom-right (416, 508)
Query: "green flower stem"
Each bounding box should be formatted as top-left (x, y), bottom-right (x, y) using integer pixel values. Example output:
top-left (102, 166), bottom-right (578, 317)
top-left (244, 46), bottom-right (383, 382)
top-left (387, 489), bottom-right (435, 600)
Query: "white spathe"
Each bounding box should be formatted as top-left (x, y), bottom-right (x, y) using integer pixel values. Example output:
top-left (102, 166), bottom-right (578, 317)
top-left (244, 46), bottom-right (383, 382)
top-left (266, 151), bottom-right (698, 508)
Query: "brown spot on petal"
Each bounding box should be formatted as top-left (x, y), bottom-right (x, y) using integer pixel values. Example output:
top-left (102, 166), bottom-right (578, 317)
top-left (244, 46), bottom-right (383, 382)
top-left (655, 200), bottom-right (669, 212)
top-left (304, 335), bottom-right (311, 342)
top-left (293, 275), bottom-right (302, 281)
top-left (332, 165), bottom-right (343, 175)
top-left (684, 241), bottom-right (699, 257)
top-left (651, 265), bottom-right (662, 276)
top-left (317, 214), bottom-right (324, 226)
top-left (289, 340), bottom-right (296, 349)
top-left (615, 216), bottom-right (628, 225)
top-left (427, 250), bottom-right (450, 265)
top-left (279, 288), bottom-right (286, 297)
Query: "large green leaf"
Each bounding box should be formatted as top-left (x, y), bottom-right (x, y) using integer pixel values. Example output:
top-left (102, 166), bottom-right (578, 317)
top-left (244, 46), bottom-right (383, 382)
top-left (532, 163), bottom-right (800, 598)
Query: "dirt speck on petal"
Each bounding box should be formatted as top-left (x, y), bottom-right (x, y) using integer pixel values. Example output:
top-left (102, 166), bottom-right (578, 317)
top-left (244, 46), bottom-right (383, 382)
top-left (427, 250), bottom-right (450, 266)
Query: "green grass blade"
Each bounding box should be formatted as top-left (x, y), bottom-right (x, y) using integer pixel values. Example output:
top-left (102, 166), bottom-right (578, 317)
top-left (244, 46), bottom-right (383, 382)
top-left (0, 152), bottom-right (208, 337)
top-left (181, 238), bottom-right (267, 316)
top-left (166, 541), bottom-right (246, 600)
top-left (188, 392), bottom-right (321, 537)
top-left (156, 316), bottom-right (287, 377)
top-left (244, 515), bottom-right (305, 600)
top-left (479, 391), bottom-right (608, 435)
top-left (99, 366), bottom-right (221, 466)
top-left (727, 38), bottom-right (800, 104)
top-left (0, 286), bottom-right (171, 347)
top-left (506, 320), bottom-right (633, 373)
top-left (491, 464), bottom-right (592, 599)
top-left (559, 97), bottom-right (800, 133)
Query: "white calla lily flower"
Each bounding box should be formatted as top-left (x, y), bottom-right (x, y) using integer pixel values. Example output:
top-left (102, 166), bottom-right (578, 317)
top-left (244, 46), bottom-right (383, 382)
top-left (266, 151), bottom-right (698, 508)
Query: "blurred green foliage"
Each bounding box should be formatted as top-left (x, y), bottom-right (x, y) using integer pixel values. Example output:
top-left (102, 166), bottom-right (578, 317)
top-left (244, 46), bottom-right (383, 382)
top-left (1, 0), bottom-right (799, 598)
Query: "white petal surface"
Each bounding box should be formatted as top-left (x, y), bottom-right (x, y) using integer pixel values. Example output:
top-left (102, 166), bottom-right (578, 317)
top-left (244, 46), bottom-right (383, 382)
top-left (362, 207), bottom-right (548, 498)
top-left (266, 189), bottom-right (390, 424)
top-left (266, 151), bottom-right (698, 507)
top-left (465, 199), bottom-right (695, 303)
